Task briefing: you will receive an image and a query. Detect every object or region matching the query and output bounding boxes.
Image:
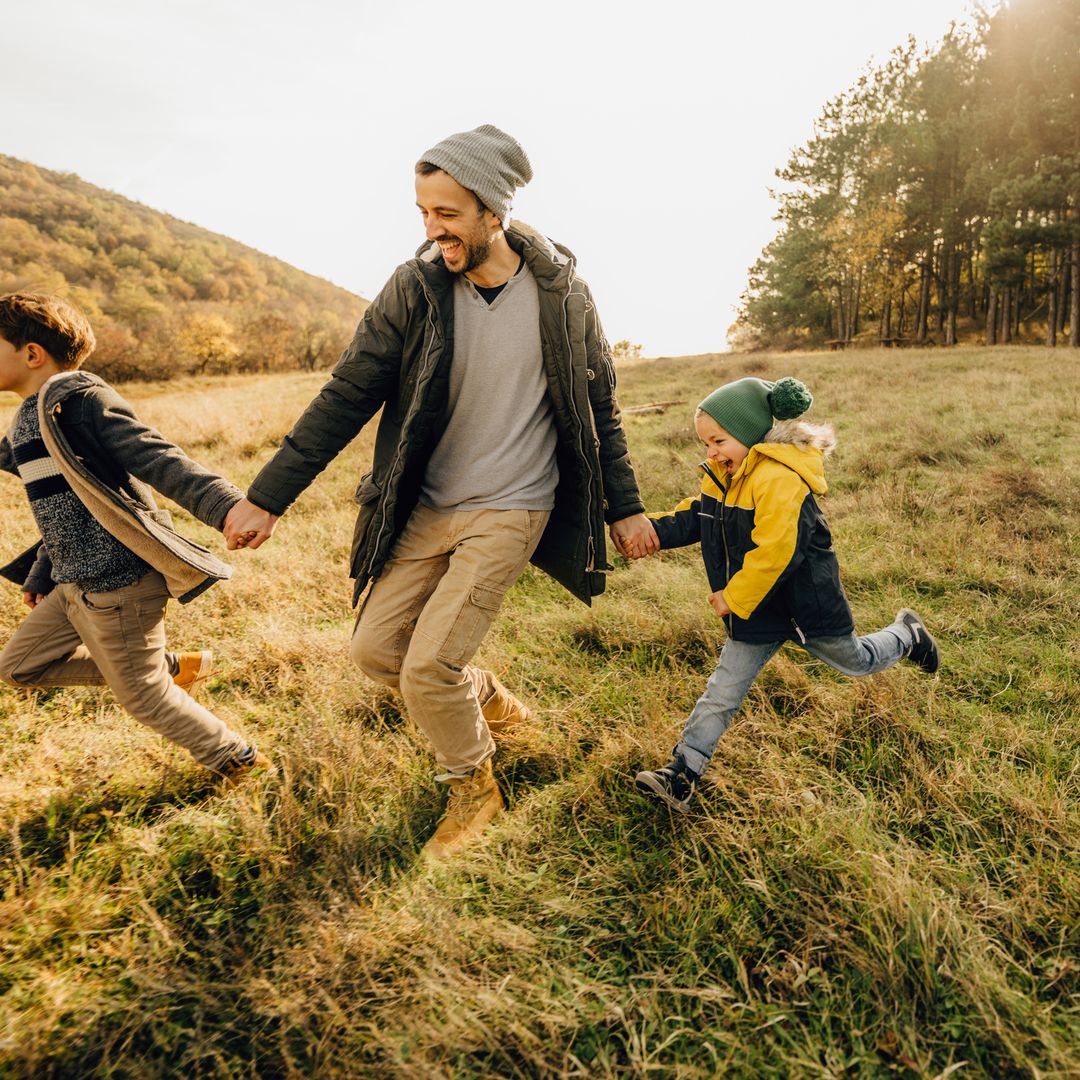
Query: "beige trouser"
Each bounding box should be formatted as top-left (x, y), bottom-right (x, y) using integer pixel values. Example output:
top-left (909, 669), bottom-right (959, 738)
top-left (0, 571), bottom-right (245, 770)
top-left (350, 505), bottom-right (550, 774)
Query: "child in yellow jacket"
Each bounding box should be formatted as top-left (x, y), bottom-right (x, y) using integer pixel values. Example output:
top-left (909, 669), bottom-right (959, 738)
top-left (624, 376), bottom-right (939, 812)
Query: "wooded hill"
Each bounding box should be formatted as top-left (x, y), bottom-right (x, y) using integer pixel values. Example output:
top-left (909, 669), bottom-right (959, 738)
top-left (736, 0), bottom-right (1080, 351)
top-left (0, 155), bottom-right (366, 380)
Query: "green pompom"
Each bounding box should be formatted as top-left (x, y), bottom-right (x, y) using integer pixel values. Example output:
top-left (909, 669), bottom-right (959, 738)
top-left (769, 377), bottom-right (813, 420)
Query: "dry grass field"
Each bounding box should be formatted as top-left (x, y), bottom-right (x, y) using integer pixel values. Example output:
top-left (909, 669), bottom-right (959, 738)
top-left (1, 347), bottom-right (1078, 1078)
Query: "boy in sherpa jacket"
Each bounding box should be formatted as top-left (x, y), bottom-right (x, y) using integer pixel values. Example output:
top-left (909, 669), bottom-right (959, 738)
top-left (621, 376), bottom-right (939, 812)
top-left (0, 293), bottom-right (270, 783)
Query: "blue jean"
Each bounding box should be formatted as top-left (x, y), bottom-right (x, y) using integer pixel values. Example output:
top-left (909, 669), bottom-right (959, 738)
top-left (674, 619), bottom-right (912, 776)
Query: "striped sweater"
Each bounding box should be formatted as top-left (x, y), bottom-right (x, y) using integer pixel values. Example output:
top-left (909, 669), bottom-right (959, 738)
top-left (10, 393), bottom-right (148, 592)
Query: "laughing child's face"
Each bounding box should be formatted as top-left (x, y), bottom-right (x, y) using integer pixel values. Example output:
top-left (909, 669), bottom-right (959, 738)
top-left (695, 411), bottom-right (749, 477)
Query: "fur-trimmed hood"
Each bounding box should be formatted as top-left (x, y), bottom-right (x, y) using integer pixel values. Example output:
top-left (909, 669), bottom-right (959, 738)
top-left (740, 419), bottom-right (837, 496)
top-left (762, 419), bottom-right (836, 455)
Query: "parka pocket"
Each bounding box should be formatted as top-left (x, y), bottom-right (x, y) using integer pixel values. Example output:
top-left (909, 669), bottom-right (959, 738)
top-left (354, 473), bottom-right (381, 506)
top-left (350, 474), bottom-right (383, 574)
top-left (436, 579), bottom-right (505, 669)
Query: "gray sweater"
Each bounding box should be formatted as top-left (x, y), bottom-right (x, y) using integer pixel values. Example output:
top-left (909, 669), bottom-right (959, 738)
top-left (420, 263), bottom-right (558, 512)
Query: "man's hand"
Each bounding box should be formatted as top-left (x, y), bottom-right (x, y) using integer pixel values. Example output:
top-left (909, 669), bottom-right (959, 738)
top-left (610, 514), bottom-right (660, 560)
top-left (22, 591), bottom-right (44, 609)
top-left (708, 590), bottom-right (732, 619)
top-left (224, 498), bottom-right (280, 551)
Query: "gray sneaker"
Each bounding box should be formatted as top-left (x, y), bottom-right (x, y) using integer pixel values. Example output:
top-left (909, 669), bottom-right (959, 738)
top-left (897, 608), bottom-right (939, 673)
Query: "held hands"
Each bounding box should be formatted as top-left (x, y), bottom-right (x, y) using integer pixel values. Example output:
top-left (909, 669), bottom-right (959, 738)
top-left (708, 590), bottom-right (732, 619)
top-left (224, 498), bottom-right (280, 551)
top-left (610, 514), bottom-right (660, 560)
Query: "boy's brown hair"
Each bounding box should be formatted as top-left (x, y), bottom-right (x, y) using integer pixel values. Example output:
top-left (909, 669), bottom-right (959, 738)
top-left (0, 292), bottom-right (96, 370)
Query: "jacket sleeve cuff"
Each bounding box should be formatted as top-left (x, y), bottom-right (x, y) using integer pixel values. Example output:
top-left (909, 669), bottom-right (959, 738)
top-left (246, 485), bottom-right (291, 518)
top-left (201, 489), bottom-right (245, 532)
top-left (604, 500), bottom-right (646, 525)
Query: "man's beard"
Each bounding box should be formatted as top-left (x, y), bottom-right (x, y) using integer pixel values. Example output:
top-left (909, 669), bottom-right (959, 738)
top-left (458, 230), bottom-right (493, 274)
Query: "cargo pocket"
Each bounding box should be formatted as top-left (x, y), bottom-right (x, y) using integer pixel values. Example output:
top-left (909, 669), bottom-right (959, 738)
top-left (436, 579), bottom-right (505, 668)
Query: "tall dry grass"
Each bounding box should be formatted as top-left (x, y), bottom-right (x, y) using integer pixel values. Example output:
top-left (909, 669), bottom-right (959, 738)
top-left (1, 349), bottom-right (1078, 1077)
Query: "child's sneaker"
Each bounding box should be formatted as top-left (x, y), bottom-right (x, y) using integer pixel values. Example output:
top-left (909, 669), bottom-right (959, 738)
top-left (896, 608), bottom-right (940, 673)
top-left (635, 755), bottom-right (698, 813)
top-left (213, 745), bottom-right (275, 787)
top-left (172, 650), bottom-right (213, 699)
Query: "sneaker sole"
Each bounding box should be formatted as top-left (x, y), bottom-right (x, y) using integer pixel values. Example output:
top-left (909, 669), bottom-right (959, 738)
top-left (635, 772), bottom-right (692, 814)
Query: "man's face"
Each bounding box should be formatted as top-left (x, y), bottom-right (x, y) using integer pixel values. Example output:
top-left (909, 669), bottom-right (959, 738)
top-left (695, 411), bottom-right (750, 477)
top-left (415, 169), bottom-right (497, 275)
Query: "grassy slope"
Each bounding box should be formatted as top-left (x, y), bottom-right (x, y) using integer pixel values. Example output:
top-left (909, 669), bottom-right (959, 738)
top-left (0, 349), bottom-right (1077, 1078)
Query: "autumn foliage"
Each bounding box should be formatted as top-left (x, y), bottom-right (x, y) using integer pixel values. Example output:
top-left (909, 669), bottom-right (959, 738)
top-left (0, 155), bottom-right (366, 380)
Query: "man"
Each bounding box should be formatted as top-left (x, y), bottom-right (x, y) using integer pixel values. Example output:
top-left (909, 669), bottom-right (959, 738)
top-left (225, 124), bottom-right (657, 857)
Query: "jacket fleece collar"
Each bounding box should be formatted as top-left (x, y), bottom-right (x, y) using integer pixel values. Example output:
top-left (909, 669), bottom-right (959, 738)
top-left (413, 221), bottom-right (574, 291)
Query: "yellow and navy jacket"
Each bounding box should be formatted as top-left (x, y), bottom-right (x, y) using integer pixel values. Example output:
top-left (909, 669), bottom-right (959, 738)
top-left (649, 420), bottom-right (855, 644)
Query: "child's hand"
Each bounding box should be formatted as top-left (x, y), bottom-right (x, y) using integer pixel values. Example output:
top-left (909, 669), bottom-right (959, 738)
top-left (611, 515), bottom-right (660, 560)
top-left (22, 592), bottom-right (44, 609)
top-left (707, 590), bottom-right (731, 619)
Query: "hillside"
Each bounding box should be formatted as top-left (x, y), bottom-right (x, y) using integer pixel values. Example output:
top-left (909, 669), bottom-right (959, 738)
top-left (0, 154), bottom-right (366, 380)
top-left (1, 349), bottom-right (1078, 1076)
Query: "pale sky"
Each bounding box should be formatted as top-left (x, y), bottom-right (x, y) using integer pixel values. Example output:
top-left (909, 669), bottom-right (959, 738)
top-left (5, 0), bottom-right (977, 356)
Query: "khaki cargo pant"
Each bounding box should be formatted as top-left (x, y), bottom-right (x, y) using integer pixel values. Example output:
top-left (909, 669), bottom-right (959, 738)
top-left (0, 571), bottom-right (246, 770)
top-left (351, 505), bottom-right (550, 774)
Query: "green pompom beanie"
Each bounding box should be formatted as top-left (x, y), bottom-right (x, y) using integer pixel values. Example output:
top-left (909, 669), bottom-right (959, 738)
top-left (697, 377), bottom-right (813, 448)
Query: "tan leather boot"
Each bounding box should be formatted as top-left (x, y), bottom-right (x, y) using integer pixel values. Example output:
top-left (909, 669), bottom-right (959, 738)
top-left (423, 758), bottom-right (504, 860)
top-left (172, 650), bottom-right (213, 699)
top-left (467, 666), bottom-right (530, 736)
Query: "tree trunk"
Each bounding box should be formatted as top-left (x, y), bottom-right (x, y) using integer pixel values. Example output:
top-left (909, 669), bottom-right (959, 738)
top-left (1048, 250), bottom-right (1058, 348)
top-left (916, 261), bottom-right (931, 344)
top-left (898, 288), bottom-right (906, 337)
top-left (851, 267), bottom-right (862, 339)
top-left (1002, 286), bottom-right (1013, 344)
top-left (986, 286), bottom-right (998, 345)
top-left (945, 246), bottom-right (960, 346)
top-left (1057, 249), bottom-right (1069, 335)
top-left (835, 283), bottom-right (847, 342)
top-left (968, 248), bottom-right (978, 319)
top-left (936, 254), bottom-right (946, 335)
top-left (1070, 238), bottom-right (1080, 347)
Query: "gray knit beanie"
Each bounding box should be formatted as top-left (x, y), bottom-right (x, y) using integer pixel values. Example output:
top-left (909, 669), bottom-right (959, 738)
top-left (419, 124), bottom-right (532, 228)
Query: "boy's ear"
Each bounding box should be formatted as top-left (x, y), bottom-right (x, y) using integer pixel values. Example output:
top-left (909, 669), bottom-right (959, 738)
top-left (24, 342), bottom-right (49, 369)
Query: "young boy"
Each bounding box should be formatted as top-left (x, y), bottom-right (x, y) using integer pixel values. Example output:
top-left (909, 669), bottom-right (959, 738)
top-left (625, 376), bottom-right (938, 812)
top-left (0, 293), bottom-right (270, 782)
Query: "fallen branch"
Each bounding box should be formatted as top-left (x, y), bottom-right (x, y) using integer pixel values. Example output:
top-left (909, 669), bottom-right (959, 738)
top-left (624, 399), bottom-right (688, 415)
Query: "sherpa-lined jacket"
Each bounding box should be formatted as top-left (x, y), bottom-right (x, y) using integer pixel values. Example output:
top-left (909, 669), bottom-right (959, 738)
top-left (247, 223), bottom-right (644, 606)
top-left (648, 420), bottom-right (855, 643)
top-left (0, 371), bottom-right (242, 603)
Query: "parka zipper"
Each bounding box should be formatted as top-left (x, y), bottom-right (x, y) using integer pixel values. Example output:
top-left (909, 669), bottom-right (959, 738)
top-left (364, 269), bottom-right (443, 579)
top-left (558, 265), bottom-right (599, 573)
top-left (552, 262), bottom-right (604, 574)
top-left (701, 461), bottom-right (733, 638)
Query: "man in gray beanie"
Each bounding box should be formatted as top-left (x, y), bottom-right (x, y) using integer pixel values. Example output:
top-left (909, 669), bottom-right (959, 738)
top-left (225, 124), bottom-right (657, 859)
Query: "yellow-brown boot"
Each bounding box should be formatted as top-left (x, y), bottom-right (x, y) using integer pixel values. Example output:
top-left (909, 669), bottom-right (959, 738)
top-left (467, 667), bottom-right (530, 737)
top-left (172, 650), bottom-right (213, 699)
top-left (423, 758), bottom-right (504, 861)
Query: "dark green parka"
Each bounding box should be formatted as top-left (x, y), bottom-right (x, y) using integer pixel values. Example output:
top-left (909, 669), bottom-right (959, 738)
top-left (247, 224), bottom-right (644, 605)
